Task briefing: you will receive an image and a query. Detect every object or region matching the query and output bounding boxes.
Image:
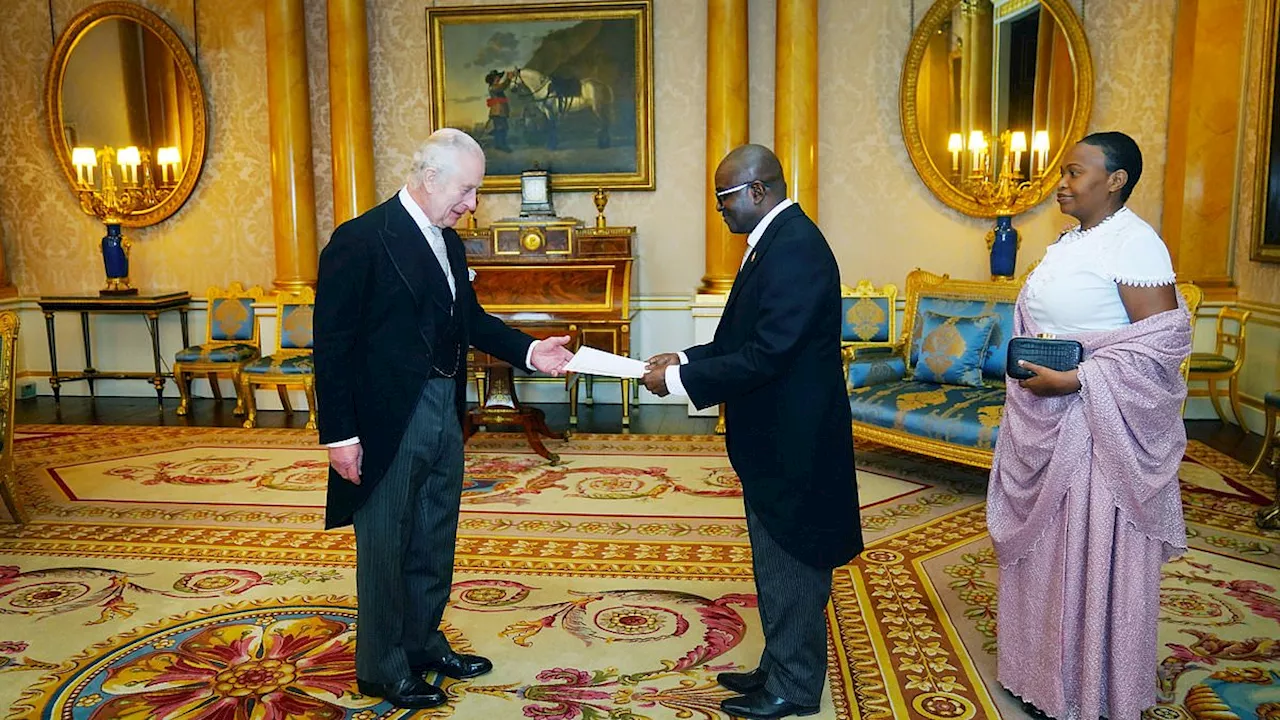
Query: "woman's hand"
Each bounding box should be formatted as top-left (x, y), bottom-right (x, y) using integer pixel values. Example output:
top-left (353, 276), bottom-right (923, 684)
top-left (1016, 360), bottom-right (1081, 397)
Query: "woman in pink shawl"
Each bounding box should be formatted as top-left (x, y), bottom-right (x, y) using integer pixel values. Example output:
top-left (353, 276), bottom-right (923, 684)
top-left (988, 131), bottom-right (1192, 720)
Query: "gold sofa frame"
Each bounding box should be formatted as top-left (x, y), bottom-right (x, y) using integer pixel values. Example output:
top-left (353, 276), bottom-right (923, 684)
top-left (0, 311), bottom-right (24, 523)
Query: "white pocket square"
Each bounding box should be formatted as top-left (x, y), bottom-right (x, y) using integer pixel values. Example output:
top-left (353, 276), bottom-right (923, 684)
top-left (468, 268), bottom-right (477, 282)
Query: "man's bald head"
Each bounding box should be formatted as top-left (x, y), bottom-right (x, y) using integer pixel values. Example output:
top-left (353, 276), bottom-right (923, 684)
top-left (713, 144), bottom-right (788, 234)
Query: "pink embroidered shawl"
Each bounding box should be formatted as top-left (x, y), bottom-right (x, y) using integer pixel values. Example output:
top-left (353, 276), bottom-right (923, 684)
top-left (987, 296), bottom-right (1193, 567)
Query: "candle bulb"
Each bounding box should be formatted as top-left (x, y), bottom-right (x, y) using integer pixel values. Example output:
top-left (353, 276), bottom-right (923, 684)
top-left (1032, 130), bottom-right (1050, 176)
top-left (117, 146), bottom-right (141, 185)
top-left (948, 133), bottom-right (963, 173)
top-left (72, 146), bottom-right (97, 187)
top-left (969, 131), bottom-right (986, 176)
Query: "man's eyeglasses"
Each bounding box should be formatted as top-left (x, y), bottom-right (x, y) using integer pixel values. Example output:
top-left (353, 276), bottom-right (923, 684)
top-left (714, 180), bottom-right (764, 198)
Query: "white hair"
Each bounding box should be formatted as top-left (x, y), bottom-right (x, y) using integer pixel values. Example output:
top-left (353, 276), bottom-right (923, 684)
top-left (406, 128), bottom-right (483, 188)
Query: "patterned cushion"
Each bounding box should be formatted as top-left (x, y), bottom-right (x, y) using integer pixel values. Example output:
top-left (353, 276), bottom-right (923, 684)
top-left (279, 304), bottom-right (314, 350)
top-left (174, 343), bottom-right (258, 363)
top-left (848, 355), bottom-right (907, 389)
top-left (909, 297), bottom-right (1015, 380)
top-left (842, 296), bottom-right (892, 343)
top-left (913, 311), bottom-right (995, 388)
top-left (1189, 352), bottom-right (1235, 373)
top-left (243, 354), bottom-right (314, 375)
top-left (848, 380), bottom-right (1006, 450)
top-left (208, 297), bottom-right (256, 342)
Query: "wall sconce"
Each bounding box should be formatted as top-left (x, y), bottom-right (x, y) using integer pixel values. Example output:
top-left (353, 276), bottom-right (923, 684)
top-left (949, 128), bottom-right (1053, 278)
top-left (70, 145), bottom-right (182, 295)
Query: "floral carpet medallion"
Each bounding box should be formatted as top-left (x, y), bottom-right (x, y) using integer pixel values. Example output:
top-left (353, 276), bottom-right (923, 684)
top-left (0, 425), bottom-right (1276, 719)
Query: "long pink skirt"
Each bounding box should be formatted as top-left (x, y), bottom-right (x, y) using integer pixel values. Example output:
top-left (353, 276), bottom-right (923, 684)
top-left (995, 475), bottom-right (1171, 720)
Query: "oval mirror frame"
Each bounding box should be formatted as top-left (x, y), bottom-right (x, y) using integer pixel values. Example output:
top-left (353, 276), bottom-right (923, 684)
top-left (899, 0), bottom-right (1093, 218)
top-left (45, 2), bottom-right (207, 228)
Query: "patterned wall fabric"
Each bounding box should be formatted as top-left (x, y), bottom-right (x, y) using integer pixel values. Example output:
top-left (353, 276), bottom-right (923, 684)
top-left (913, 311), bottom-right (995, 388)
top-left (0, 1), bottom-right (1189, 298)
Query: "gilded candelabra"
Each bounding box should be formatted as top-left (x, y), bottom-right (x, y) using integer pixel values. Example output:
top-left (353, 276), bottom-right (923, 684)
top-left (72, 145), bottom-right (181, 295)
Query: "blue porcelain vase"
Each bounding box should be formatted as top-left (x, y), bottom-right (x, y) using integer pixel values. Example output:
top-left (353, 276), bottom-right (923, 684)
top-left (989, 215), bottom-right (1018, 278)
top-left (100, 223), bottom-right (136, 295)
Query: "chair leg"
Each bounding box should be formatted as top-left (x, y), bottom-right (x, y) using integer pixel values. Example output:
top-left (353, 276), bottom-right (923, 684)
top-left (0, 466), bottom-right (28, 525)
top-left (241, 377), bottom-right (258, 429)
top-left (1248, 409), bottom-right (1277, 476)
top-left (174, 366), bottom-right (192, 416)
top-left (302, 378), bottom-right (317, 431)
top-left (207, 372), bottom-right (224, 402)
top-left (231, 368), bottom-right (246, 416)
top-left (1205, 379), bottom-right (1228, 423)
top-left (1228, 375), bottom-right (1247, 431)
top-left (277, 385), bottom-right (293, 414)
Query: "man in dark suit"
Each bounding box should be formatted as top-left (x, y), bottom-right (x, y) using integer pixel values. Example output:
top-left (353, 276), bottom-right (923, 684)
top-left (641, 144), bottom-right (862, 720)
top-left (314, 128), bottom-right (573, 709)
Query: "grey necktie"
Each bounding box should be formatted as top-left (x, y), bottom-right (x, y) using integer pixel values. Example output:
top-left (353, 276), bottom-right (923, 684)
top-left (426, 225), bottom-right (456, 300)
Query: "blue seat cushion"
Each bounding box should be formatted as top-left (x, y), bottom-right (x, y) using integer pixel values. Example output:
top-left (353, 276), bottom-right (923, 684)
top-left (913, 311), bottom-right (995, 388)
top-left (1266, 391), bottom-right (1279, 409)
top-left (909, 297), bottom-right (1015, 380)
top-left (848, 380), bottom-right (1006, 450)
top-left (242, 354), bottom-right (314, 375)
top-left (174, 343), bottom-right (258, 363)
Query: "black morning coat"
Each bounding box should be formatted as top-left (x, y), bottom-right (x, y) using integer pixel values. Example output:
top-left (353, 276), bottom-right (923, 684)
top-left (680, 204), bottom-right (863, 569)
top-left (314, 195), bottom-right (534, 528)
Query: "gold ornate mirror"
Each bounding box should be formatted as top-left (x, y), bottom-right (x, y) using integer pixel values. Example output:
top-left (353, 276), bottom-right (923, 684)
top-left (46, 2), bottom-right (207, 228)
top-left (900, 0), bottom-right (1093, 218)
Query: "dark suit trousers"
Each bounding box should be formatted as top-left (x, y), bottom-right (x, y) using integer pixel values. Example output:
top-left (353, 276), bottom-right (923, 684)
top-left (352, 378), bottom-right (463, 683)
top-left (747, 503), bottom-right (832, 706)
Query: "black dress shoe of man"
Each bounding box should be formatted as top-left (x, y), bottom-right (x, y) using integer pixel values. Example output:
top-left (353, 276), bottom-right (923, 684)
top-left (720, 689), bottom-right (820, 719)
top-left (411, 651), bottom-right (493, 680)
top-left (717, 667), bottom-right (769, 694)
top-left (356, 676), bottom-right (447, 709)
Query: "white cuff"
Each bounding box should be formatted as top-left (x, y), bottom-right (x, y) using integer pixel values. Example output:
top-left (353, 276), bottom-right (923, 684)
top-left (327, 437), bottom-right (360, 448)
top-left (677, 351), bottom-right (689, 364)
top-left (664, 364), bottom-right (688, 397)
top-left (525, 340), bottom-right (539, 372)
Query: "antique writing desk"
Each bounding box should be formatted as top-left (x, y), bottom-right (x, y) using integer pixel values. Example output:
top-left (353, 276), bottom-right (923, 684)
top-left (37, 291), bottom-right (191, 404)
top-left (460, 218), bottom-right (636, 426)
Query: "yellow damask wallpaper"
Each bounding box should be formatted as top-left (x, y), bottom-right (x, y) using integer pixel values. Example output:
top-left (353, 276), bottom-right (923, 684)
top-left (0, 0), bottom-right (1266, 300)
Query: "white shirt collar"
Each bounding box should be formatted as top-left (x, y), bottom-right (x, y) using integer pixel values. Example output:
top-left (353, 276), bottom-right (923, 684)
top-left (398, 186), bottom-right (440, 239)
top-left (746, 198), bottom-right (794, 249)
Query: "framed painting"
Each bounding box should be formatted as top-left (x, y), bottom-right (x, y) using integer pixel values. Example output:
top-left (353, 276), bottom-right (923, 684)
top-left (1252, 0), bottom-right (1280, 262)
top-left (426, 1), bottom-right (654, 193)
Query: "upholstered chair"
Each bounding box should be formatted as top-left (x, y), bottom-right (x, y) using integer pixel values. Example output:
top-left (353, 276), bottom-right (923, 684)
top-left (0, 311), bottom-right (24, 524)
top-left (173, 283), bottom-right (265, 416)
top-left (840, 280), bottom-right (898, 392)
top-left (1188, 306), bottom-right (1251, 427)
top-left (240, 287), bottom-right (316, 430)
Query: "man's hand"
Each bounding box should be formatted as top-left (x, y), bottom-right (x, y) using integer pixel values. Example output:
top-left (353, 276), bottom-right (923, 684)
top-left (1017, 361), bottom-right (1081, 397)
top-left (329, 443), bottom-right (363, 485)
top-left (531, 335), bottom-right (573, 376)
top-left (645, 352), bottom-right (681, 371)
top-left (641, 365), bottom-right (670, 397)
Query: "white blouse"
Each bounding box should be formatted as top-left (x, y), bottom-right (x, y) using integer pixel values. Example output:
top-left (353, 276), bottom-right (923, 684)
top-left (1025, 207), bottom-right (1176, 336)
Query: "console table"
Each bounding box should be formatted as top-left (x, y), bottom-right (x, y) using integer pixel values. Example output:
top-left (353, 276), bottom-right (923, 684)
top-left (460, 218), bottom-right (636, 425)
top-left (38, 291), bottom-right (191, 404)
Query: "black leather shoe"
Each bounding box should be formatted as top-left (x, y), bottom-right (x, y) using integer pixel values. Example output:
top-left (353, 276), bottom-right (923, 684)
top-left (411, 651), bottom-right (493, 680)
top-left (720, 689), bottom-right (820, 719)
top-left (356, 676), bottom-right (447, 709)
top-left (718, 667), bottom-right (769, 694)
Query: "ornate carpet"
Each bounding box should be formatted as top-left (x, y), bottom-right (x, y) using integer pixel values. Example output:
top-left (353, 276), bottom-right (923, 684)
top-left (0, 425), bottom-right (1275, 719)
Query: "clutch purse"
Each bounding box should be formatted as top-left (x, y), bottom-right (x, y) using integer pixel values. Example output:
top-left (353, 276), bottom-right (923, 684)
top-left (1006, 336), bottom-right (1084, 380)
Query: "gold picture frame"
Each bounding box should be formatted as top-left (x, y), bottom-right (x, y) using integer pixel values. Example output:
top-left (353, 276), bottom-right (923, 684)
top-left (1251, 0), bottom-right (1280, 263)
top-left (426, 1), bottom-right (654, 192)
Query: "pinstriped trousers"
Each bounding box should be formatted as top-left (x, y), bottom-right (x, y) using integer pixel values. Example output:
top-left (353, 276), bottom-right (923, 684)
top-left (746, 503), bottom-right (833, 706)
top-left (351, 378), bottom-right (463, 683)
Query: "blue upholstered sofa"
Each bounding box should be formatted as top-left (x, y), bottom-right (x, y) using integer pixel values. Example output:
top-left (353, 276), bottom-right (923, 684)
top-left (844, 269), bottom-right (1023, 469)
